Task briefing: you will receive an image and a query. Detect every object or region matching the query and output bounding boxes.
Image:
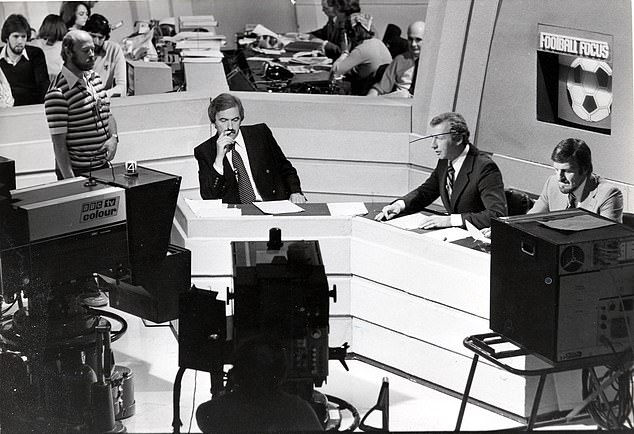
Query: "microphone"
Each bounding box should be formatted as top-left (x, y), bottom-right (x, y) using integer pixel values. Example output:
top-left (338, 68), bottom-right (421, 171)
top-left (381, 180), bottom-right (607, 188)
top-left (84, 157), bottom-right (98, 187)
top-left (409, 131), bottom-right (454, 144)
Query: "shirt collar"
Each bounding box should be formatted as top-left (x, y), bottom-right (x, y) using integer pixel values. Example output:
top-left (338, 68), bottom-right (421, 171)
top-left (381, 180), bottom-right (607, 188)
top-left (450, 144), bottom-right (470, 174)
top-left (61, 65), bottom-right (96, 89)
top-left (1, 44), bottom-right (29, 64)
top-left (233, 130), bottom-right (245, 150)
top-left (571, 176), bottom-right (587, 200)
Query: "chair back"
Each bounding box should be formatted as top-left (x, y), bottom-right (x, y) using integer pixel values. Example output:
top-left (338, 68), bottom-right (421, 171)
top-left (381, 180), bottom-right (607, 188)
top-left (505, 189), bottom-right (535, 216)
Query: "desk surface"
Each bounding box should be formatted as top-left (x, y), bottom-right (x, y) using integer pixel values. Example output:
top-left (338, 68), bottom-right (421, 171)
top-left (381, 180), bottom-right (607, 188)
top-left (227, 201), bottom-right (484, 250)
top-left (227, 46), bottom-right (346, 94)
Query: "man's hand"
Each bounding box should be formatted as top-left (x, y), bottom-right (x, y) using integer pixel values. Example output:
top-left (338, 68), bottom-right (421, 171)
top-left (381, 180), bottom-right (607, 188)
top-left (418, 215), bottom-right (451, 230)
top-left (290, 192), bottom-right (307, 204)
top-left (374, 201), bottom-right (405, 221)
top-left (215, 130), bottom-right (235, 165)
top-left (481, 227), bottom-right (491, 239)
top-left (103, 135), bottom-right (118, 161)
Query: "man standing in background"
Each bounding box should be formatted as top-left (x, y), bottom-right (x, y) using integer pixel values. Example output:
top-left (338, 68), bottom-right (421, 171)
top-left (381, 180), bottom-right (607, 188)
top-left (45, 30), bottom-right (119, 179)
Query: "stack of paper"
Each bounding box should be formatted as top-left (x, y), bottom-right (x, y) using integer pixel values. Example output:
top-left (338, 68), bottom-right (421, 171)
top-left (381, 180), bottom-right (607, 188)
top-left (170, 31), bottom-right (226, 63)
top-left (185, 198), bottom-right (241, 217)
top-left (178, 15), bottom-right (218, 34)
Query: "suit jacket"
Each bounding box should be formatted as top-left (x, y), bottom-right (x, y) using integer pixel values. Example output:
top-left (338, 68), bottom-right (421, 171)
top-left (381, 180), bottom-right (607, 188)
top-left (194, 123), bottom-right (302, 203)
top-left (528, 173), bottom-right (623, 222)
top-left (400, 146), bottom-right (507, 229)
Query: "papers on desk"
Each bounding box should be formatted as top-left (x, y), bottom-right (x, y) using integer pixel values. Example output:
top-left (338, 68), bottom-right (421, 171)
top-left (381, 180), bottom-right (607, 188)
top-left (253, 200), bottom-right (304, 215)
top-left (327, 202), bottom-right (368, 217)
top-left (465, 220), bottom-right (491, 244)
top-left (185, 198), bottom-right (242, 217)
top-left (422, 227), bottom-right (470, 242)
top-left (384, 212), bottom-right (428, 230)
top-left (251, 24), bottom-right (279, 39)
top-left (251, 46), bottom-right (284, 56)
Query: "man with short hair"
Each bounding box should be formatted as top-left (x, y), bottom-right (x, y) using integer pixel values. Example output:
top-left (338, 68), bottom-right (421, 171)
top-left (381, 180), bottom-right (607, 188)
top-left (45, 30), bottom-right (119, 179)
top-left (0, 14), bottom-right (49, 106)
top-left (367, 21), bottom-right (425, 97)
top-left (83, 13), bottom-right (126, 98)
top-left (375, 112), bottom-right (507, 229)
top-left (528, 138), bottom-right (623, 222)
top-left (310, 0), bottom-right (343, 60)
top-left (194, 93), bottom-right (306, 204)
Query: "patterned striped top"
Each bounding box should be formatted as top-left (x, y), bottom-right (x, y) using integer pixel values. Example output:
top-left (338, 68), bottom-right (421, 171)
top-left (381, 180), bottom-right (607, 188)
top-left (45, 66), bottom-right (111, 171)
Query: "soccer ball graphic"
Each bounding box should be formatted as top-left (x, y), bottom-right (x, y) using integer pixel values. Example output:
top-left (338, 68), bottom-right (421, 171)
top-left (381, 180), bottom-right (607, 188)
top-left (566, 57), bottom-right (612, 122)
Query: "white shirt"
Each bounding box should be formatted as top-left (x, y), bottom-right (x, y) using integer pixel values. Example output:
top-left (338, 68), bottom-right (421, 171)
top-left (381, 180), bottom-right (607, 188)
top-left (569, 177), bottom-right (587, 206)
top-left (449, 144), bottom-right (470, 227)
top-left (0, 44), bottom-right (30, 66)
top-left (213, 130), bottom-right (263, 201)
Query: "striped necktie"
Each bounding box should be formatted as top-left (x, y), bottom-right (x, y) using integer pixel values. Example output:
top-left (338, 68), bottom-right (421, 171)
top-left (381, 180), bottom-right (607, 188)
top-left (567, 193), bottom-right (577, 209)
top-left (231, 148), bottom-right (256, 204)
top-left (446, 162), bottom-right (455, 198)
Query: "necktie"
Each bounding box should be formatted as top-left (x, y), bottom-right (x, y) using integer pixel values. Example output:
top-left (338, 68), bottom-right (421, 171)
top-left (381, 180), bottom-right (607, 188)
top-left (567, 193), bottom-right (577, 209)
top-left (231, 148), bottom-right (256, 204)
top-left (446, 162), bottom-right (455, 198)
top-left (409, 59), bottom-right (419, 95)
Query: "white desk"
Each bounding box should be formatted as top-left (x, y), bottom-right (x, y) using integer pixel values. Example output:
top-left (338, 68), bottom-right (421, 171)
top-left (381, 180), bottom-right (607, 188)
top-left (171, 199), bottom-right (581, 419)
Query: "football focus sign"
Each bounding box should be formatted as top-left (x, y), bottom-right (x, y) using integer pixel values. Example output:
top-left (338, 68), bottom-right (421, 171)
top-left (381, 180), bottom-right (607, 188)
top-left (537, 24), bottom-right (613, 132)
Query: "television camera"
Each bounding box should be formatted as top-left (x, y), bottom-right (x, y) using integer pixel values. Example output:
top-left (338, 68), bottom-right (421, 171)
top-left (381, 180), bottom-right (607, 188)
top-left (0, 161), bottom-right (190, 433)
top-left (175, 227), bottom-right (350, 432)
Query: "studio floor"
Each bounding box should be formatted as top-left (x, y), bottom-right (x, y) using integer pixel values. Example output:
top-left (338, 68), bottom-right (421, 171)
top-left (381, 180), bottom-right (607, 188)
top-left (109, 310), bottom-right (599, 433)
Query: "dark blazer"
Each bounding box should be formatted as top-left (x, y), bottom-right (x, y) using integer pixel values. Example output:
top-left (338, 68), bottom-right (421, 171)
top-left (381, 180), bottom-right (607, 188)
top-left (400, 146), bottom-right (507, 229)
top-left (194, 123), bottom-right (302, 203)
top-left (310, 17), bottom-right (342, 60)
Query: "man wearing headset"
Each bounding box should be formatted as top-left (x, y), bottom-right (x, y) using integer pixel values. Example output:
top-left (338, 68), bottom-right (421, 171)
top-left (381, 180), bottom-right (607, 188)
top-left (83, 13), bottom-right (126, 98)
top-left (375, 112), bottom-right (507, 229)
top-left (45, 30), bottom-right (118, 179)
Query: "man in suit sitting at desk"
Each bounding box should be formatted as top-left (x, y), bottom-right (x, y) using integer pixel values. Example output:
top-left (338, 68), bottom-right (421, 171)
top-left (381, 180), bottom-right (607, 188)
top-left (528, 138), bottom-right (623, 222)
top-left (375, 112), bottom-right (507, 229)
top-left (194, 93), bottom-right (306, 204)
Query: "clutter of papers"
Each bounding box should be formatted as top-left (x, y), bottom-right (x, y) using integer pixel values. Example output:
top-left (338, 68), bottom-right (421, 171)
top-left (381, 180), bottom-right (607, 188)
top-left (185, 198), bottom-right (241, 217)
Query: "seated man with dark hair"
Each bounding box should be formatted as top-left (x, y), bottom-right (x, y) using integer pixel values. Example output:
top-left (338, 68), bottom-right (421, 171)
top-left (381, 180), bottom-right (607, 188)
top-left (0, 14), bottom-right (49, 106)
top-left (196, 337), bottom-right (323, 433)
top-left (375, 112), bottom-right (507, 229)
top-left (194, 93), bottom-right (306, 204)
top-left (528, 138), bottom-right (623, 222)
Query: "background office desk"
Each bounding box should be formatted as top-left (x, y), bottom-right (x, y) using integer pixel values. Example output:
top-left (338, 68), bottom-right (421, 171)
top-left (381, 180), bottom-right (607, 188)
top-left (171, 198), bottom-right (583, 419)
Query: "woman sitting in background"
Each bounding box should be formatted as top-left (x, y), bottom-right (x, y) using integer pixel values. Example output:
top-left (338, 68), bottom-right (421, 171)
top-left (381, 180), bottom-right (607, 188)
top-left (29, 14), bottom-right (66, 83)
top-left (331, 13), bottom-right (391, 95)
top-left (59, 1), bottom-right (91, 31)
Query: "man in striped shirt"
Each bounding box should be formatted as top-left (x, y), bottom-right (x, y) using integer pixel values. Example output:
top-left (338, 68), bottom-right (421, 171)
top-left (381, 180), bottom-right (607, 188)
top-left (45, 29), bottom-right (118, 179)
